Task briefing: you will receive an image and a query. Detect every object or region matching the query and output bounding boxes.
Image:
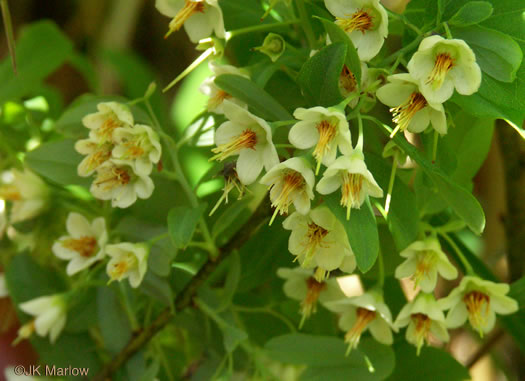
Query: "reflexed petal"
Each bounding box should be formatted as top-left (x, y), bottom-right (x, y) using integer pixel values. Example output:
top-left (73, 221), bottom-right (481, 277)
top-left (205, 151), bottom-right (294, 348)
top-left (369, 319), bottom-right (393, 344)
top-left (237, 148), bottom-right (264, 185)
top-left (289, 121), bottom-right (318, 149)
top-left (316, 174), bottom-right (341, 195)
top-left (429, 106), bottom-right (448, 135)
top-left (446, 303), bottom-right (468, 328)
top-left (184, 11), bottom-right (214, 43)
top-left (450, 64), bottom-right (482, 96)
top-left (407, 108), bottom-right (430, 133)
top-left (376, 83), bottom-right (416, 108)
top-left (66, 212), bottom-right (92, 238)
top-left (490, 294), bottom-right (518, 315)
top-left (395, 258), bottom-right (417, 279)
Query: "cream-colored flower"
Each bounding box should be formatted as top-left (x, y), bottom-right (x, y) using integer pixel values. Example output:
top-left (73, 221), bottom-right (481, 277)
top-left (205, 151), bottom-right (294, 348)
top-left (156, 0), bottom-right (225, 43)
top-left (316, 150), bottom-right (383, 219)
top-left (211, 101), bottom-right (279, 185)
top-left (90, 160), bottom-right (154, 208)
top-left (18, 294), bottom-right (67, 344)
top-left (82, 102), bottom-right (134, 144)
top-left (376, 73), bottom-right (447, 137)
top-left (324, 0), bottom-right (388, 61)
top-left (407, 36), bottom-right (482, 104)
top-left (0, 168), bottom-right (50, 224)
top-left (289, 107), bottom-right (352, 173)
top-left (112, 124), bottom-right (162, 176)
top-left (0, 272), bottom-right (8, 298)
top-left (277, 267), bottom-right (346, 327)
top-left (52, 212), bottom-right (107, 276)
top-left (394, 293), bottom-right (449, 355)
top-left (260, 157), bottom-right (315, 224)
top-left (75, 138), bottom-right (113, 177)
top-left (200, 61), bottom-right (249, 114)
top-left (395, 237), bottom-right (458, 293)
top-left (325, 290), bottom-right (395, 353)
top-left (283, 206), bottom-right (355, 281)
top-left (439, 276), bottom-right (518, 337)
top-left (106, 242), bottom-right (149, 288)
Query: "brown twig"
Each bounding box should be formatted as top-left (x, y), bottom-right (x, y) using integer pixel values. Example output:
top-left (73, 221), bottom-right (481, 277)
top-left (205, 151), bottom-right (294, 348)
top-left (465, 329), bottom-right (504, 369)
top-left (92, 200), bottom-right (271, 381)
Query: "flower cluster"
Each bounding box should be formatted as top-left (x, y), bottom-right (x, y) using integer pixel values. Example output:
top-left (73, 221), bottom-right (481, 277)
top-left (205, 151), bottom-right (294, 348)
top-left (76, 102), bottom-right (161, 208)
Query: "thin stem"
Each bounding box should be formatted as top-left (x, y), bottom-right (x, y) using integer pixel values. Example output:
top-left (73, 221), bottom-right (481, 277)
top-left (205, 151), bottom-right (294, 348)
top-left (1, 0), bottom-right (16, 73)
top-left (443, 22), bottom-right (453, 39)
top-left (356, 113), bottom-right (364, 151)
top-left (387, 10), bottom-right (423, 35)
top-left (381, 35), bottom-right (424, 66)
top-left (163, 48), bottom-right (214, 92)
top-left (440, 232), bottom-right (476, 276)
top-left (147, 233), bottom-right (170, 246)
top-left (225, 19), bottom-right (300, 40)
top-left (432, 129), bottom-right (439, 163)
top-left (232, 305), bottom-right (297, 333)
top-left (119, 283), bottom-right (139, 331)
top-left (384, 160), bottom-right (397, 214)
top-left (271, 120), bottom-right (296, 128)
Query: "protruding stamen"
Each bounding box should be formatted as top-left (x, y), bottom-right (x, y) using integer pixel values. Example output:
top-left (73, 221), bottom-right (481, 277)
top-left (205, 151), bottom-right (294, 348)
top-left (336, 9), bottom-right (374, 34)
top-left (341, 172), bottom-right (364, 220)
top-left (210, 129), bottom-right (257, 162)
top-left (165, 0), bottom-right (206, 38)
top-left (0, 185), bottom-right (21, 201)
top-left (411, 251), bottom-right (437, 289)
top-left (345, 307), bottom-right (376, 354)
top-left (13, 321), bottom-right (35, 346)
top-left (390, 92), bottom-right (427, 138)
top-left (268, 171), bottom-right (304, 225)
top-left (463, 291), bottom-right (490, 337)
top-left (98, 117), bottom-right (120, 141)
top-left (209, 164), bottom-right (245, 216)
top-left (62, 236), bottom-right (98, 258)
top-left (313, 120), bottom-right (337, 174)
top-left (94, 167), bottom-right (132, 191)
top-left (426, 53), bottom-right (455, 90)
top-left (410, 313), bottom-right (432, 355)
top-left (208, 90), bottom-right (231, 111)
top-left (108, 254), bottom-right (137, 283)
top-left (302, 222), bottom-right (329, 265)
top-left (299, 277), bottom-right (326, 328)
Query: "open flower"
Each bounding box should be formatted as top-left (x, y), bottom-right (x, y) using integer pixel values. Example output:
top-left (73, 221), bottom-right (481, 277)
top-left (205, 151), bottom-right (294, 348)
top-left (289, 107), bottom-right (352, 173)
top-left (83, 102), bottom-right (134, 144)
top-left (209, 163), bottom-right (247, 216)
top-left (156, 0), bottom-right (225, 43)
top-left (394, 293), bottom-right (449, 355)
top-left (75, 138), bottom-right (113, 177)
top-left (211, 101), bottom-right (279, 185)
top-left (200, 61), bottom-right (249, 114)
top-left (325, 290), bottom-right (395, 353)
top-left (407, 36), bottom-right (482, 104)
top-left (260, 157), bottom-right (315, 224)
top-left (18, 294), bottom-right (67, 344)
top-left (316, 150), bottom-right (383, 219)
top-left (439, 276), bottom-right (518, 337)
top-left (324, 0), bottom-right (388, 61)
top-left (283, 206), bottom-right (355, 281)
top-left (0, 168), bottom-right (50, 224)
top-left (112, 124), bottom-right (162, 176)
top-left (376, 73), bottom-right (447, 137)
top-left (395, 237), bottom-right (458, 293)
top-left (277, 267), bottom-right (346, 327)
top-left (52, 212), bottom-right (107, 276)
top-left (106, 242), bottom-right (149, 288)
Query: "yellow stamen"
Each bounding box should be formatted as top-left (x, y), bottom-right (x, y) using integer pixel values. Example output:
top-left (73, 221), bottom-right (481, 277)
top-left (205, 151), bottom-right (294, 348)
top-left (410, 313), bottom-right (432, 355)
top-left (411, 251), bottom-right (437, 289)
top-left (62, 236), bottom-right (98, 258)
top-left (463, 291), bottom-right (490, 337)
top-left (94, 167), bottom-right (132, 191)
top-left (165, 0), bottom-right (206, 38)
top-left (210, 129), bottom-right (257, 162)
top-left (300, 222), bottom-right (330, 266)
top-left (13, 321), bottom-right (35, 346)
top-left (339, 65), bottom-right (358, 97)
top-left (336, 9), bottom-right (374, 34)
top-left (0, 185), bottom-right (21, 201)
top-left (313, 120), bottom-right (337, 174)
top-left (109, 255), bottom-right (137, 282)
top-left (390, 92), bottom-right (427, 138)
top-left (208, 90), bottom-right (231, 111)
top-left (426, 53), bottom-right (455, 90)
top-left (300, 277), bottom-right (326, 328)
top-left (98, 117), bottom-right (120, 141)
top-left (269, 171), bottom-right (305, 225)
top-left (341, 172), bottom-right (363, 220)
top-left (345, 307), bottom-right (376, 354)
top-left (209, 166), bottom-right (245, 216)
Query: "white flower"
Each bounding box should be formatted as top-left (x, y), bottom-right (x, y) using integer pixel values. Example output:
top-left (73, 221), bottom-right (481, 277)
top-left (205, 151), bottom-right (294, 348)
top-left (325, 290), bottom-right (395, 353)
top-left (439, 276), bottom-right (518, 337)
top-left (407, 36), bottom-right (482, 104)
top-left (282, 206), bottom-right (355, 281)
top-left (278, 267), bottom-right (346, 327)
top-left (395, 237), bottom-right (458, 293)
top-left (200, 61), bottom-right (249, 114)
top-left (0, 272), bottom-right (8, 298)
top-left (324, 0), bottom-right (388, 61)
top-left (75, 138), bottom-right (113, 177)
top-left (18, 294), bottom-right (67, 344)
top-left (156, 0), bottom-right (225, 43)
top-left (106, 242), bottom-right (149, 288)
top-left (316, 150), bottom-right (383, 219)
top-left (394, 293), bottom-right (449, 355)
top-left (82, 102), bottom-right (134, 144)
top-left (211, 101), bottom-right (279, 185)
top-left (112, 124), bottom-right (162, 176)
top-left (260, 157), bottom-right (315, 224)
top-left (377, 73), bottom-right (448, 137)
top-left (90, 160), bottom-right (154, 208)
top-left (52, 212), bottom-right (108, 276)
top-left (0, 168), bottom-right (50, 224)
top-left (289, 106), bottom-right (352, 173)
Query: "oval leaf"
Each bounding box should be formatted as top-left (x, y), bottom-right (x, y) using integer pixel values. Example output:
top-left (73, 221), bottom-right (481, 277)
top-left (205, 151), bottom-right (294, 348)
top-left (448, 1), bottom-right (493, 26)
top-left (168, 204), bottom-right (207, 249)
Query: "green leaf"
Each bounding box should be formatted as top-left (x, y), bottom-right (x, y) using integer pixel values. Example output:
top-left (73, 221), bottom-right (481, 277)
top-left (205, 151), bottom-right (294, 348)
top-left (214, 74), bottom-right (293, 121)
top-left (389, 342), bottom-right (469, 381)
top-left (318, 17), bottom-right (362, 84)
top-left (139, 272), bottom-right (174, 307)
top-left (96, 285), bottom-right (132, 354)
top-left (324, 194), bottom-right (379, 273)
top-left (451, 25), bottom-right (522, 83)
top-left (298, 42), bottom-right (347, 107)
top-left (0, 20), bottom-right (73, 104)
top-left (216, 251), bottom-right (241, 311)
top-left (265, 335), bottom-right (395, 380)
top-left (448, 1), bottom-right (493, 26)
top-left (167, 204), bottom-right (207, 249)
top-left (25, 139), bottom-right (90, 187)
